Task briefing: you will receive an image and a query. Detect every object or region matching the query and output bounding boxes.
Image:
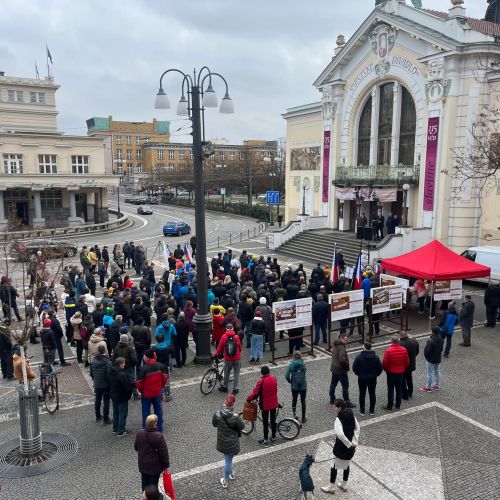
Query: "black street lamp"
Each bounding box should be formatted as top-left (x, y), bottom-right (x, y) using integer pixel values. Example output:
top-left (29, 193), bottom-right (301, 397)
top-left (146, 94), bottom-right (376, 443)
top-left (154, 67), bottom-right (234, 364)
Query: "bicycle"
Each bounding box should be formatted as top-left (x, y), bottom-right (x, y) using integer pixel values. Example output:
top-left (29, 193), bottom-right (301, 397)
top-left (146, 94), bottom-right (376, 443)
top-left (238, 402), bottom-right (301, 441)
top-left (200, 358), bottom-right (224, 395)
top-left (39, 362), bottom-right (59, 414)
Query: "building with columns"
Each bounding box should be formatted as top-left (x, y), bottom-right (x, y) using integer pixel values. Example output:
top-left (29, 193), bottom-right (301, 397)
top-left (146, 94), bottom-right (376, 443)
top-left (283, 0), bottom-right (500, 252)
top-left (0, 71), bottom-right (117, 231)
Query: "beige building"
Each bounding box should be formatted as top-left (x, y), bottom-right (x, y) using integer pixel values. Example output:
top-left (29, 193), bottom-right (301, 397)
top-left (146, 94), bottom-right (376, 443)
top-left (283, 0), bottom-right (500, 252)
top-left (0, 71), bottom-right (117, 230)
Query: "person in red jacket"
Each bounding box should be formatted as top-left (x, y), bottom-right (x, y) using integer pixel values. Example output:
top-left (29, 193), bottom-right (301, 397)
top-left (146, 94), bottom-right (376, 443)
top-left (215, 324), bottom-right (242, 394)
top-left (246, 365), bottom-right (278, 446)
top-left (136, 350), bottom-right (168, 432)
top-left (212, 308), bottom-right (225, 347)
top-left (382, 336), bottom-right (410, 412)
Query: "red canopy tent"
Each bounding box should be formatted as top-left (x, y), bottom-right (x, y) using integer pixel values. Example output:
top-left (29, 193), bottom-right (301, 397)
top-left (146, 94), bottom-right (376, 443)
top-left (381, 240), bottom-right (491, 281)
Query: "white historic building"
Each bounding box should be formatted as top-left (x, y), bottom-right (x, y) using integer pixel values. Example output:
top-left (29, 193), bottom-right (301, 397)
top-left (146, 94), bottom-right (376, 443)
top-left (283, 0), bottom-right (500, 252)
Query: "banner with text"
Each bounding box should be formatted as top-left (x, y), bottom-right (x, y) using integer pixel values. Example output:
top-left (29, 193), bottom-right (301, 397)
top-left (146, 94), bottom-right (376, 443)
top-left (273, 297), bottom-right (313, 332)
top-left (380, 274), bottom-right (410, 304)
top-left (322, 131), bottom-right (331, 202)
top-left (433, 280), bottom-right (462, 301)
top-left (423, 117), bottom-right (440, 211)
top-left (371, 285), bottom-right (403, 314)
top-left (329, 289), bottom-right (365, 322)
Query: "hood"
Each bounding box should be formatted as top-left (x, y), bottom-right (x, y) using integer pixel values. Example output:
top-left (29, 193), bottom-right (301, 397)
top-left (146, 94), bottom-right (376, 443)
top-left (219, 406), bottom-right (235, 418)
top-left (333, 339), bottom-right (344, 347)
top-left (155, 341), bottom-right (169, 350)
top-left (90, 334), bottom-right (104, 344)
top-left (225, 329), bottom-right (236, 337)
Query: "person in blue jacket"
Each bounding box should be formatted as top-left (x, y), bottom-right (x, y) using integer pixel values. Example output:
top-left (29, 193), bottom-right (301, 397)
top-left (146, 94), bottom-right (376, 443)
top-left (154, 318), bottom-right (177, 370)
top-left (439, 304), bottom-right (458, 358)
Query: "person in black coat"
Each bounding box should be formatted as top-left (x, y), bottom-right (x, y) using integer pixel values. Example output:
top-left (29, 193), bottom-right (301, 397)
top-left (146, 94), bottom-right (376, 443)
top-left (352, 342), bottom-right (383, 416)
top-left (131, 297), bottom-right (150, 327)
top-left (421, 327), bottom-right (444, 392)
top-left (48, 310), bottom-right (70, 366)
top-left (85, 270), bottom-right (96, 297)
top-left (484, 283), bottom-right (500, 328)
top-left (399, 331), bottom-right (419, 400)
top-left (110, 357), bottom-right (132, 435)
top-left (312, 294), bottom-right (329, 345)
top-left (0, 322), bottom-right (14, 380)
top-left (92, 303), bottom-right (105, 328)
top-left (173, 312), bottom-right (189, 367)
top-left (40, 319), bottom-right (57, 364)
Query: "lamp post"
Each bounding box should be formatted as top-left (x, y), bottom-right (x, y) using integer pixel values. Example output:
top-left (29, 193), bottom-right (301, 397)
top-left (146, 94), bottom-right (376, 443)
top-left (154, 67), bottom-right (234, 364)
top-left (402, 183), bottom-right (410, 226)
top-left (299, 178), bottom-right (310, 216)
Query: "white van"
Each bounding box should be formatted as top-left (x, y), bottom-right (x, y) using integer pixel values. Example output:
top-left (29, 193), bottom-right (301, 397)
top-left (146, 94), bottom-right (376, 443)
top-left (461, 246), bottom-right (500, 283)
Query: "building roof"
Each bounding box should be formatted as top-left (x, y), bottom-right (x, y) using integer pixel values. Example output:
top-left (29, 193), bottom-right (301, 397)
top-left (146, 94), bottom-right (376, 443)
top-left (423, 8), bottom-right (500, 38)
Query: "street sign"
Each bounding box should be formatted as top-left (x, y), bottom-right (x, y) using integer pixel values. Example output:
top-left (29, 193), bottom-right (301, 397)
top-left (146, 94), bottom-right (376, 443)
top-left (266, 191), bottom-right (280, 205)
top-left (220, 187), bottom-right (226, 196)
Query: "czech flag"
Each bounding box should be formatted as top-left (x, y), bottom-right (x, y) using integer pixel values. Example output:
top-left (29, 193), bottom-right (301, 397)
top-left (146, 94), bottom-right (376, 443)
top-left (331, 245), bottom-right (340, 285)
top-left (183, 242), bottom-right (193, 264)
top-left (162, 242), bottom-right (171, 267)
top-left (352, 253), bottom-right (363, 290)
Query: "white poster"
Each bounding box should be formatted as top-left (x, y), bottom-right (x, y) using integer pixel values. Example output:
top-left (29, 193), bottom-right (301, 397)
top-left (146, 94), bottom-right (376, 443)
top-left (371, 285), bottom-right (403, 314)
top-left (273, 298), bottom-right (313, 332)
top-left (433, 280), bottom-right (462, 301)
top-left (329, 289), bottom-right (365, 322)
top-left (380, 274), bottom-right (410, 304)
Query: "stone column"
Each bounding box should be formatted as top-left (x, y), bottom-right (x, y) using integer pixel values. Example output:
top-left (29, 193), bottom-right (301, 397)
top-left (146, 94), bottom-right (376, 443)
top-left (390, 81), bottom-right (402, 166)
top-left (86, 191), bottom-right (95, 224)
top-left (32, 190), bottom-right (45, 229)
top-left (369, 86), bottom-right (379, 166)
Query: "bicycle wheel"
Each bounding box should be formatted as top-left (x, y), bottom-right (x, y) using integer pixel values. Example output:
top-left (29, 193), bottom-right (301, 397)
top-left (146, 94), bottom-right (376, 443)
top-left (238, 412), bottom-right (255, 435)
top-left (200, 368), bottom-right (219, 395)
top-left (277, 417), bottom-right (300, 440)
top-left (44, 378), bottom-right (59, 414)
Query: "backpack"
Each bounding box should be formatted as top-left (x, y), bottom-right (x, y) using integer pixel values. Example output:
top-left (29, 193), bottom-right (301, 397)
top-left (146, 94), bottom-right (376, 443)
top-left (224, 335), bottom-right (238, 358)
top-left (79, 325), bottom-right (89, 340)
top-left (292, 363), bottom-right (306, 386)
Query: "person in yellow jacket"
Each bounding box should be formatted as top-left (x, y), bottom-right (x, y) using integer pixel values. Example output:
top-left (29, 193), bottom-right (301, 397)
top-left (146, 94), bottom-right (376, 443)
top-left (13, 346), bottom-right (36, 384)
top-left (88, 247), bottom-right (99, 273)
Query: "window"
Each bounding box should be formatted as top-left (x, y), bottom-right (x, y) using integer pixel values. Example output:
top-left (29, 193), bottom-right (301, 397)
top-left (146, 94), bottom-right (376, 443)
top-left (377, 83), bottom-right (394, 165)
top-left (260, 152), bottom-right (265, 160)
top-left (168, 150), bottom-right (175, 160)
top-left (7, 90), bottom-right (15, 102)
top-left (179, 151), bottom-right (185, 160)
top-left (127, 163), bottom-right (134, 173)
top-left (168, 163), bottom-right (175, 171)
top-left (398, 87), bottom-right (416, 165)
top-left (71, 155), bottom-right (89, 174)
top-left (136, 150), bottom-right (143, 160)
top-left (461, 250), bottom-right (476, 262)
top-left (116, 149), bottom-right (122, 160)
top-left (30, 92), bottom-right (45, 104)
top-left (38, 93), bottom-right (45, 104)
top-left (126, 135), bottom-right (131, 145)
top-left (3, 154), bottom-right (23, 174)
top-left (230, 152), bottom-right (235, 161)
top-left (210, 152), bottom-right (215, 160)
top-left (220, 151), bottom-right (225, 161)
top-left (38, 154), bottom-right (57, 174)
top-left (116, 135), bottom-right (122, 145)
top-left (30, 92), bottom-right (37, 103)
top-left (135, 163), bottom-right (143, 173)
top-left (40, 189), bottom-right (62, 209)
top-left (158, 149), bottom-right (164, 160)
top-left (136, 136), bottom-right (142, 145)
top-left (357, 97), bottom-right (372, 166)
top-left (16, 91), bottom-right (23, 102)
top-left (126, 149), bottom-right (132, 160)
top-left (117, 164), bottom-right (123, 174)
top-left (239, 151), bottom-right (245, 160)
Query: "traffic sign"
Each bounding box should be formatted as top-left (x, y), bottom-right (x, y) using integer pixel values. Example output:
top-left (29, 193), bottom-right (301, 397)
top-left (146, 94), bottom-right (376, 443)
top-left (266, 191), bottom-right (280, 205)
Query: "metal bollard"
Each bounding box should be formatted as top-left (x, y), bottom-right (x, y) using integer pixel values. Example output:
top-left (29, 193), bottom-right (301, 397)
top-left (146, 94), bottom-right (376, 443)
top-left (230, 234), bottom-right (232, 244)
top-left (254, 227), bottom-right (256, 237)
top-left (218, 236), bottom-right (220, 248)
top-left (248, 229), bottom-right (250, 239)
top-left (240, 232), bottom-right (242, 242)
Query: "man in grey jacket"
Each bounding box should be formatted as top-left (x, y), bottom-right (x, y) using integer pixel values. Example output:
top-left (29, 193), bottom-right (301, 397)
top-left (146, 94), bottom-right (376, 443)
top-left (329, 333), bottom-right (355, 408)
top-left (90, 344), bottom-right (112, 424)
top-left (459, 295), bottom-right (475, 347)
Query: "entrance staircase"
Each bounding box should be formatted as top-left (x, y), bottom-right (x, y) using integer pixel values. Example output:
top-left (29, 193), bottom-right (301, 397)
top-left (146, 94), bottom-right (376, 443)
top-left (276, 229), bottom-right (365, 268)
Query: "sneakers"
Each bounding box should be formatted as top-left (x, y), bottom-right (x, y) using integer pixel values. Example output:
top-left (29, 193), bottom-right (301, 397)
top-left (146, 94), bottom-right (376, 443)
top-left (345, 401), bottom-right (356, 409)
top-left (382, 405), bottom-right (393, 412)
top-left (432, 384), bottom-right (440, 391)
top-left (320, 484), bottom-right (336, 494)
top-left (218, 386), bottom-right (228, 393)
top-left (419, 387), bottom-right (432, 393)
top-left (103, 418), bottom-right (111, 425)
top-left (270, 437), bottom-right (276, 445)
top-left (338, 481), bottom-right (348, 492)
top-left (95, 416), bottom-right (102, 422)
top-left (220, 478), bottom-right (228, 489)
top-left (369, 411), bottom-right (375, 416)
top-left (228, 472), bottom-right (235, 480)
top-left (258, 439), bottom-right (270, 447)
top-left (117, 431), bottom-right (129, 436)
top-left (359, 411), bottom-right (366, 417)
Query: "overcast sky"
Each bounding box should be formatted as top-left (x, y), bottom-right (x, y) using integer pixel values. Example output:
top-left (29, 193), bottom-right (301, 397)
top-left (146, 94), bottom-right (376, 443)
top-left (0, 0), bottom-right (485, 144)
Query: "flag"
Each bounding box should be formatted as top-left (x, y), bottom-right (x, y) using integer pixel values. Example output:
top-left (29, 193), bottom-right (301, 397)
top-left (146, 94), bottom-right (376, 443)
top-left (46, 45), bottom-right (53, 64)
top-left (330, 244), bottom-right (340, 285)
top-left (183, 242), bottom-right (193, 264)
top-left (35, 61), bottom-right (40, 79)
top-left (162, 242), bottom-right (171, 267)
top-left (352, 253), bottom-right (363, 290)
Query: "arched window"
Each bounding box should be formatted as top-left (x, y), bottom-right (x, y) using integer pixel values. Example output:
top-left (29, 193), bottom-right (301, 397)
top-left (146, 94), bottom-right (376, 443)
top-left (398, 87), bottom-right (416, 165)
top-left (377, 83), bottom-right (394, 165)
top-left (357, 97), bottom-right (372, 166)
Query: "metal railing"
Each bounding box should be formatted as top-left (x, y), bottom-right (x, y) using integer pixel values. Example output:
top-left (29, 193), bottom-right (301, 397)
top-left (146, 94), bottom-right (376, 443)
top-left (334, 164), bottom-right (419, 186)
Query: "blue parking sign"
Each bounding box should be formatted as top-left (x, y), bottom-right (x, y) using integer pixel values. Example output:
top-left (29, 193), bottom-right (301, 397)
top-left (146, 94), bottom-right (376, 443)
top-left (266, 191), bottom-right (280, 205)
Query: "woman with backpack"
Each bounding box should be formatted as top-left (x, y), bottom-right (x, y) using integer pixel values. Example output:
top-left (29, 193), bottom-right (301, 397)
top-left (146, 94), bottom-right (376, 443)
top-left (285, 351), bottom-right (307, 424)
top-left (214, 325), bottom-right (241, 394)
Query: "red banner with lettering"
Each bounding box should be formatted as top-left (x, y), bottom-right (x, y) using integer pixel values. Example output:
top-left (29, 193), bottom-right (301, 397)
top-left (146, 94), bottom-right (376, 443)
top-left (322, 130), bottom-right (331, 203)
top-left (423, 117), bottom-right (440, 211)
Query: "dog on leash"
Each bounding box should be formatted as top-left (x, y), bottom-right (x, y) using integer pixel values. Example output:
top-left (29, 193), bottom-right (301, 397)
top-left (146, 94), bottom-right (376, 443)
top-left (298, 454), bottom-right (315, 499)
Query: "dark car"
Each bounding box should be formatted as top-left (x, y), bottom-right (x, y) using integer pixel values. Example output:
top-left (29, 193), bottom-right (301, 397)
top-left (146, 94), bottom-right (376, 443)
top-left (9, 239), bottom-right (78, 261)
top-left (137, 205), bottom-right (153, 215)
top-left (163, 221), bottom-right (191, 236)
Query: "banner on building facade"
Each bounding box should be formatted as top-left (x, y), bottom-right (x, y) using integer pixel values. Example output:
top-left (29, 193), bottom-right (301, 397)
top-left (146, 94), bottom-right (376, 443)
top-left (329, 289), bottom-right (364, 322)
top-left (374, 188), bottom-right (397, 202)
top-left (273, 298), bottom-right (313, 332)
top-left (371, 285), bottom-right (403, 314)
top-left (380, 274), bottom-right (409, 304)
top-left (433, 280), bottom-right (462, 301)
top-left (423, 117), bottom-right (440, 211)
top-left (335, 187), bottom-right (356, 200)
top-left (290, 146), bottom-right (321, 170)
top-left (322, 131), bottom-right (331, 202)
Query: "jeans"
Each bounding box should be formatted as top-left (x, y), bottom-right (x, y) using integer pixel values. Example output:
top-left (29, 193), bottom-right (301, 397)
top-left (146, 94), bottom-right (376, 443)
top-left (126, 367), bottom-right (138, 396)
top-left (222, 360), bottom-right (241, 392)
top-left (141, 396), bottom-right (163, 432)
top-left (402, 370), bottom-right (414, 399)
top-left (54, 335), bottom-right (66, 364)
top-left (174, 343), bottom-right (187, 366)
top-left (329, 372), bottom-right (350, 404)
top-left (141, 473), bottom-right (161, 492)
top-left (441, 333), bottom-right (452, 355)
top-left (262, 408), bottom-right (277, 440)
top-left (358, 378), bottom-right (376, 413)
top-left (314, 321), bottom-right (327, 343)
top-left (135, 346), bottom-right (146, 378)
top-left (242, 320), bottom-right (252, 348)
top-left (223, 453), bottom-right (233, 481)
top-left (95, 388), bottom-right (110, 419)
top-left (426, 361), bottom-right (441, 388)
top-left (291, 389), bottom-right (306, 421)
top-left (386, 372), bottom-right (403, 409)
top-left (112, 400), bottom-right (129, 433)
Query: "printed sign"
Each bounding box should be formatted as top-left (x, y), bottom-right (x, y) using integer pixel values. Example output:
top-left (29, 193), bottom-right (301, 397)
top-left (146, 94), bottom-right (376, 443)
top-left (423, 117), bottom-right (440, 211)
top-left (380, 274), bottom-right (410, 304)
top-left (273, 298), bottom-right (313, 332)
top-left (322, 131), bottom-right (331, 203)
top-left (290, 147), bottom-right (321, 170)
top-left (371, 285), bottom-right (403, 314)
top-left (433, 280), bottom-right (462, 301)
top-left (266, 191), bottom-right (280, 205)
top-left (329, 289), bottom-right (364, 322)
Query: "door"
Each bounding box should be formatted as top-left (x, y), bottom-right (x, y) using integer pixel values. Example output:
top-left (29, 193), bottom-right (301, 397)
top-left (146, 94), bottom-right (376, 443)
top-left (16, 202), bottom-right (29, 225)
top-left (349, 201), bottom-right (357, 232)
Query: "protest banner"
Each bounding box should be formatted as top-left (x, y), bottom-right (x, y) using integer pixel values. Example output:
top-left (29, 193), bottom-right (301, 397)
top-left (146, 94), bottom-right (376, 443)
top-left (329, 289), bottom-right (364, 322)
top-left (273, 297), bottom-right (313, 332)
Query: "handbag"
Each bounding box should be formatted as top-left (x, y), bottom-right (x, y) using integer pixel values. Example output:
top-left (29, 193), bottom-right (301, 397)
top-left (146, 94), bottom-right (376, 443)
top-left (162, 469), bottom-right (176, 500)
top-left (242, 401), bottom-right (258, 422)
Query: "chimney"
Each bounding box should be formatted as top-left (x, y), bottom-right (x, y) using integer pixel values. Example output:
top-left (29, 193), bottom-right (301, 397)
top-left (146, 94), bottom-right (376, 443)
top-left (0, 71), bottom-right (5, 76)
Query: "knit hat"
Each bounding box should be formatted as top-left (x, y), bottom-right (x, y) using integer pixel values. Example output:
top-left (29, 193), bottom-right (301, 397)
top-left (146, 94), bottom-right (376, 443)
top-left (259, 297), bottom-right (267, 305)
top-left (43, 318), bottom-right (52, 327)
top-left (225, 394), bottom-right (235, 407)
top-left (255, 310), bottom-right (262, 317)
top-left (119, 334), bottom-right (129, 344)
top-left (261, 365), bottom-right (270, 375)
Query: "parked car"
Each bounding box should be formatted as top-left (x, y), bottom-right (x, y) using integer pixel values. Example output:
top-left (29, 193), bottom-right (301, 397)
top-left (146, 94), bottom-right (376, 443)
top-left (124, 196), bottom-right (135, 203)
top-left (137, 205), bottom-right (153, 215)
top-left (147, 196), bottom-right (159, 205)
top-left (130, 196), bottom-right (148, 205)
top-left (9, 239), bottom-right (78, 261)
top-left (461, 246), bottom-right (500, 283)
top-left (163, 221), bottom-right (191, 236)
